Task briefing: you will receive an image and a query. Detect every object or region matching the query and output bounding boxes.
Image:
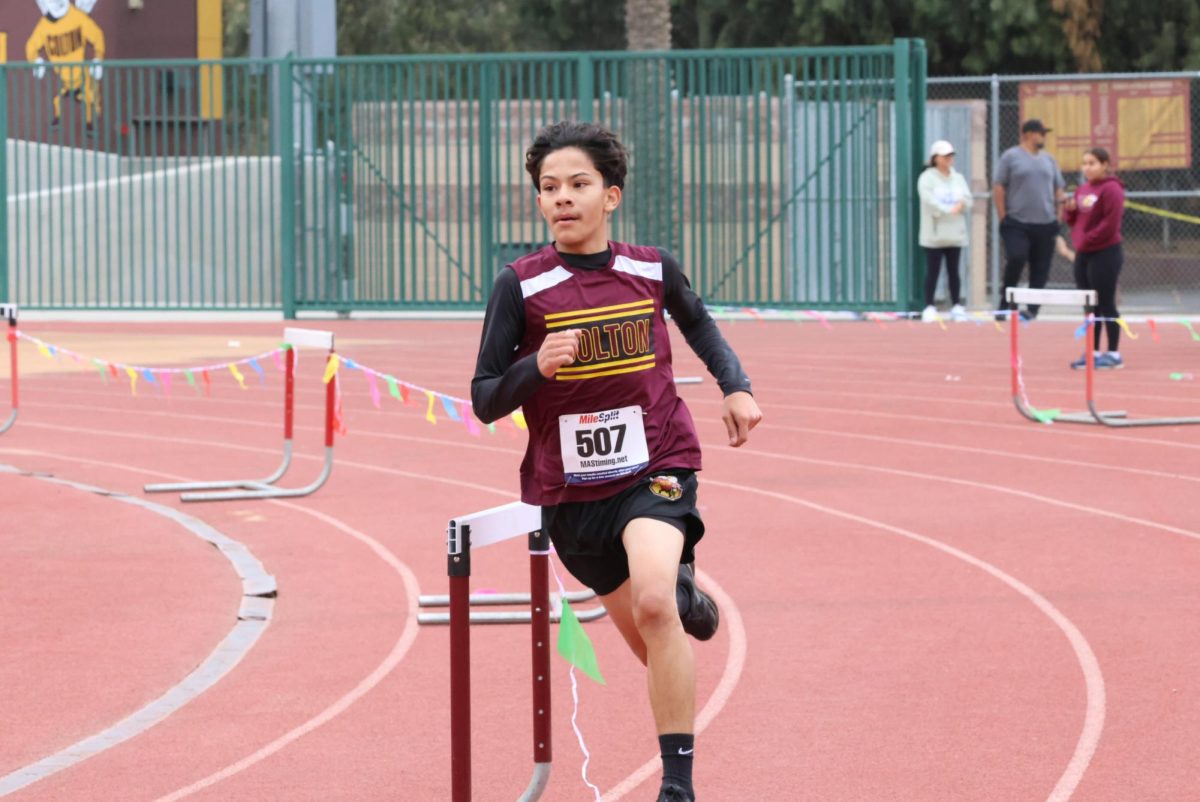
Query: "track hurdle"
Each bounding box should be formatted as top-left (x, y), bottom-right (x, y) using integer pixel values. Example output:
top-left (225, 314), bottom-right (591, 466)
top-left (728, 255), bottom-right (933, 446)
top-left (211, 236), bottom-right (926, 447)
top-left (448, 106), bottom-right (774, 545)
top-left (144, 327), bottom-right (341, 501)
top-left (1, 305), bottom-right (16, 435)
top-left (428, 501), bottom-right (607, 802)
top-left (1009, 288), bottom-right (1200, 427)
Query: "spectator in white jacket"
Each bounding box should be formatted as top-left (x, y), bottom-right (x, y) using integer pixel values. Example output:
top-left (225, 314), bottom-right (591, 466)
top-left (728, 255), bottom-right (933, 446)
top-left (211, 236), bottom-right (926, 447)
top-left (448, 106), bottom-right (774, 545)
top-left (918, 140), bottom-right (971, 322)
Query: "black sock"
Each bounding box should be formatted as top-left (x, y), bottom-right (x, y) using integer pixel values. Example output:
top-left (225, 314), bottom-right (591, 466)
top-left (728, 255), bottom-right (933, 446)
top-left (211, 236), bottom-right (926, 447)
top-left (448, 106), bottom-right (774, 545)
top-left (659, 733), bottom-right (694, 797)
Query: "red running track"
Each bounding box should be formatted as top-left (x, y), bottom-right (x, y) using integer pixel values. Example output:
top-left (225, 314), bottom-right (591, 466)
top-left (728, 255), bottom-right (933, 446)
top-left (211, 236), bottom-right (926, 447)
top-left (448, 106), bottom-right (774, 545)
top-left (1, 317), bottom-right (1199, 801)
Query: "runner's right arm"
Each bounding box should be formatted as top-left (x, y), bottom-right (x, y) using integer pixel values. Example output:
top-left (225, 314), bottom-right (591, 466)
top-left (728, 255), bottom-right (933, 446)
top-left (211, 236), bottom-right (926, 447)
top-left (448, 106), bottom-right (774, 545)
top-left (471, 267), bottom-right (547, 424)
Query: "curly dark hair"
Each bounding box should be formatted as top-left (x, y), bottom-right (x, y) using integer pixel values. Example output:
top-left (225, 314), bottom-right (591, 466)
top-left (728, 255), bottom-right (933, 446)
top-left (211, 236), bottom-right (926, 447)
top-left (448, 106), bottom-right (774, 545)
top-left (525, 121), bottom-right (629, 190)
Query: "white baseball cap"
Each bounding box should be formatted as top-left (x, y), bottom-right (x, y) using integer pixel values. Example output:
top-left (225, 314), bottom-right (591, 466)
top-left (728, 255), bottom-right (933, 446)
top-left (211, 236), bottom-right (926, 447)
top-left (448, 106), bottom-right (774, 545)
top-left (929, 140), bottom-right (955, 157)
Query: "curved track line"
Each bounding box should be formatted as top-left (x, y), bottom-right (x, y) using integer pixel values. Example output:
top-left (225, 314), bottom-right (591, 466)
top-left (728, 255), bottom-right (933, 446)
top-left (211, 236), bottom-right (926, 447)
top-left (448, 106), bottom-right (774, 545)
top-left (0, 463), bottom-right (275, 797)
top-left (152, 502), bottom-right (423, 802)
top-left (765, 423), bottom-right (1200, 483)
top-left (719, 447), bottom-right (1200, 543)
top-left (677, 395), bottom-right (1200, 452)
top-left (5, 429), bottom-right (750, 800)
top-left (0, 448), bottom-right (426, 800)
top-left (600, 568), bottom-right (746, 802)
top-left (704, 478), bottom-right (1104, 802)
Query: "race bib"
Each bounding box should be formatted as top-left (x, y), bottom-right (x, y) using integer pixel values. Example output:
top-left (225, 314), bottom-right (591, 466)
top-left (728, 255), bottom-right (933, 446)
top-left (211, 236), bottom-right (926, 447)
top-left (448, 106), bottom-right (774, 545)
top-left (559, 405), bottom-right (650, 485)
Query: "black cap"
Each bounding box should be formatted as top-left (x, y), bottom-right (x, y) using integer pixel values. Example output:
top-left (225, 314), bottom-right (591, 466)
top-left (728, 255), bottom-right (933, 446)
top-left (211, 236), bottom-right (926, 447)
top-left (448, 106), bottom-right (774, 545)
top-left (1022, 119), bottom-right (1052, 134)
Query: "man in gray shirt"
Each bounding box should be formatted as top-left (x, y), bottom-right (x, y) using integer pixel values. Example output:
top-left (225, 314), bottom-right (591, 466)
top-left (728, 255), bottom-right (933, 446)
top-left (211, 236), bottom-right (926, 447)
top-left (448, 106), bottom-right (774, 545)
top-left (993, 119), bottom-right (1066, 319)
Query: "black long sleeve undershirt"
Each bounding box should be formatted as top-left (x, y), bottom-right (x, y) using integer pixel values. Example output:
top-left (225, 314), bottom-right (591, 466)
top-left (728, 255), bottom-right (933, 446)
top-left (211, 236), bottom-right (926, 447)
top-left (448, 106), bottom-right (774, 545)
top-left (470, 247), bottom-right (752, 424)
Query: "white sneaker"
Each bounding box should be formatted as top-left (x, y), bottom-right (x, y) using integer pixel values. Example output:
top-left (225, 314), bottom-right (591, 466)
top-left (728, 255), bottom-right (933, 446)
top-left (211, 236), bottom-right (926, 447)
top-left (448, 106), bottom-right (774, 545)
top-left (921, 305), bottom-right (938, 323)
top-left (950, 304), bottom-right (967, 321)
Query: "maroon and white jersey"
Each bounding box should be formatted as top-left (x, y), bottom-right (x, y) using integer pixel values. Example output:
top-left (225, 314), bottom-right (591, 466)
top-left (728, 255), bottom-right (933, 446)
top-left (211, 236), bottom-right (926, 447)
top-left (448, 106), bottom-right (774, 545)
top-left (471, 241), bottom-right (753, 506)
top-left (510, 242), bottom-right (698, 504)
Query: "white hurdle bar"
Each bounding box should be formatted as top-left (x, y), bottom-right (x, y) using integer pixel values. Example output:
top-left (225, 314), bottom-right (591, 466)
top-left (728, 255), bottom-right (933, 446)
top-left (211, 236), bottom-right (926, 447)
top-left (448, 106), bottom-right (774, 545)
top-left (0, 305), bottom-right (17, 435)
top-left (1008, 288), bottom-right (1200, 428)
top-left (440, 501), bottom-right (606, 802)
top-left (144, 328), bottom-right (341, 500)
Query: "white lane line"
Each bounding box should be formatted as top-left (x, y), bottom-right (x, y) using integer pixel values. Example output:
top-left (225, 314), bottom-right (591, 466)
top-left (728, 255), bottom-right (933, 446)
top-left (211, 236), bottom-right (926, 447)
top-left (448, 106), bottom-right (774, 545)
top-left (0, 463), bottom-right (276, 797)
top-left (152, 502), bottom-right (423, 802)
top-left (760, 422), bottom-right (1200, 483)
top-left (719, 447), bottom-right (1200, 544)
top-left (4, 428), bottom-right (750, 800)
top-left (709, 479), bottom-right (1104, 802)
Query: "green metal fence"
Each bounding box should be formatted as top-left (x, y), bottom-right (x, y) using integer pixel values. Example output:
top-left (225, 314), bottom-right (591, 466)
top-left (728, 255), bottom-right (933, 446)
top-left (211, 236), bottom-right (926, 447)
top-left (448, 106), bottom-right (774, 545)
top-left (0, 43), bottom-right (926, 314)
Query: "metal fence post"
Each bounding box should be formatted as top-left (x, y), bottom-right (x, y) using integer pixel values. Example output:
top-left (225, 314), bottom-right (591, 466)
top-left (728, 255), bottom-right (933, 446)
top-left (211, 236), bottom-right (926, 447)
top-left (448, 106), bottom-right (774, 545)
top-left (989, 74), bottom-right (1001, 309)
top-left (893, 40), bottom-right (914, 310)
top-left (910, 40), bottom-right (928, 309)
top-left (577, 54), bottom-right (594, 123)
top-left (0, 66), bottom-right (8, 305)
top-left (479, 62), bottom-right (496, 301)
top-left (279, 54), bottom-right (297, 319)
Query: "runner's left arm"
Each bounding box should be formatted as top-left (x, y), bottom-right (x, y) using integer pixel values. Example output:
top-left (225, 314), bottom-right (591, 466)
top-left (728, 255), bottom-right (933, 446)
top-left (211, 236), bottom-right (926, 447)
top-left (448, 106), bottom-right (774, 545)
top-left (659, 249), bottom-right (753, 397)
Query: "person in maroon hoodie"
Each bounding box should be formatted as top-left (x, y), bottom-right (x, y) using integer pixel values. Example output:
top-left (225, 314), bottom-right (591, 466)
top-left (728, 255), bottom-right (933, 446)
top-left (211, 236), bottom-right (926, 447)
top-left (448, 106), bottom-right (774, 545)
top-left (1064, 147), bottom-right (1126, 369)
top-left (472, 121), bottom-right (762, 802)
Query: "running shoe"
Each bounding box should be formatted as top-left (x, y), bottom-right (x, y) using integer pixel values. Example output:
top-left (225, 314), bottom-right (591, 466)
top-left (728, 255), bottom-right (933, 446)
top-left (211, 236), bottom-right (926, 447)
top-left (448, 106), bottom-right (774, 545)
top-left (656, 783), bottom-right (694, 802)
top-left (677, 562), bottom-right (719, 641)
top-left (951, 304), bottom-right (967, 321)
top-left (1070, 354), bottom-right (1088, 370)
top-left (921, 305), bottom-right (938, 323)
top-left (1095, 353), bottom-right (1124, 370)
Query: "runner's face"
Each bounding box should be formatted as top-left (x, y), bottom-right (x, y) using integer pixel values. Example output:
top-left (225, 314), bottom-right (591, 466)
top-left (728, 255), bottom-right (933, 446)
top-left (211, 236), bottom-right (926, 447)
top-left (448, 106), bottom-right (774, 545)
top-left (535, 147), bottom-right (620, 254)
top-left (1081, 153), bottom-right (1105, 182)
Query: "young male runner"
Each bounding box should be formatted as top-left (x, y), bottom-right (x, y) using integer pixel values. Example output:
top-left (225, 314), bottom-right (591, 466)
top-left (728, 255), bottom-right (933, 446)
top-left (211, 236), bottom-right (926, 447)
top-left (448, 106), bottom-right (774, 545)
top-left (472, 121), bottom-right (761, 802)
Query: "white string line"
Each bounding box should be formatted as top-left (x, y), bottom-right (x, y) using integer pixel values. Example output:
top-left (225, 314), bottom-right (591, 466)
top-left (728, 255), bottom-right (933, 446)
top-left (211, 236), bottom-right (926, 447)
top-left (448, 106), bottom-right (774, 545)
top-left (548, 552), bottom-right (603, 802)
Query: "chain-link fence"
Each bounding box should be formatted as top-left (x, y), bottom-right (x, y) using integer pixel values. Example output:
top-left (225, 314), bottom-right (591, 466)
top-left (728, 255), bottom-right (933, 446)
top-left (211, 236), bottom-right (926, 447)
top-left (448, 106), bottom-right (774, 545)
top-left (927, 73), bottom-right (1200, 313)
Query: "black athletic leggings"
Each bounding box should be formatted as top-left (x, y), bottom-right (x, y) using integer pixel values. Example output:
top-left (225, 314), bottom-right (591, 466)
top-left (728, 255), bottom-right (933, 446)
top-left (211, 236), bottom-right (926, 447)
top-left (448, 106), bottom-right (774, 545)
top-left (923, 247), bottom-right (962, 307)
top-left (1000, 219), bottom-right (1058, 315)
top-left (1073, 243), bottom-right (1123, 351)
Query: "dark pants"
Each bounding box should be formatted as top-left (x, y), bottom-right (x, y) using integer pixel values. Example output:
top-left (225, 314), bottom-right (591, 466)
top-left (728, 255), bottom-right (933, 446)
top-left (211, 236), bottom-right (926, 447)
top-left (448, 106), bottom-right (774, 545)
top-left (923, 246), bottom-right (962, 306)
top-left (1000, 218), bottom-right (1058, 316)
top-left (1074, 243), bottom-right (1123, 352)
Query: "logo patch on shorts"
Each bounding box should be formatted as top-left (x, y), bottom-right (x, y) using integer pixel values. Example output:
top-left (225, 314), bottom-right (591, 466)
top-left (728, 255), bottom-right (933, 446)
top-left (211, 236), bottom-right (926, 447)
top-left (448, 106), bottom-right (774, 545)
top-left (649, 475), bottom-right (683, 501)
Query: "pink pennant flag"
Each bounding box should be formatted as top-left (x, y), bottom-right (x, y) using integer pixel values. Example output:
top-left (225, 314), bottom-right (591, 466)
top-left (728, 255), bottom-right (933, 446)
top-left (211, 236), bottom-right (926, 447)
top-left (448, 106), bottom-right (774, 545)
top-left (271, 349), bottom-right (285, 371)
top-left (366, 370), bottom-right (381, 409)
top-left (463, 402), bottom-right (481, 436)
top-left (805, 310), bottom-right (833, 330)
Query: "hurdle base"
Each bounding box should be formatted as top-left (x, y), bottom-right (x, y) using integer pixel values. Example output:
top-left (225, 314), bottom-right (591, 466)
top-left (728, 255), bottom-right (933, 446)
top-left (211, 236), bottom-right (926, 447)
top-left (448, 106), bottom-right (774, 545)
top-left (0, 408), bottom-right (15, 435)
top-left (1056, 410), bottom-right (1127, 424)
top-left (1085, 400), bottom-right (1200, 428)
top-left (180, 447), bottom-right (333, 502)
top-left (418, 605), bottom-right (607, 626)
top-left (517, 762), bottom-right (551, 802)
top-left (144, 441), bottom-right (293, 494)
top-left (418, 588), bottom-right (598, 608)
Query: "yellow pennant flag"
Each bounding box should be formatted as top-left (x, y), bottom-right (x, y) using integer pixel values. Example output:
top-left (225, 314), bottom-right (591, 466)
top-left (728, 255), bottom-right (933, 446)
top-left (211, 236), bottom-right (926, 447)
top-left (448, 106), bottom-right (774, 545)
top-left (323, 354), bottom-right (340, 384)
top-left (124, 366), bottom-right (139, 395)
top-left (1115, 318), bottom-right (1139, 340)
top-left (972, 311), bottom-right (1003, 332)
top-left (424, 390), bottom-right (437, 424)
top-left (511, 409), bottom-right (528, 430)
top-left (228, 363), bottom-right (247, 389)
top-left (37, 343), bottom-right (52, 358)
top-left (934, 312), bottom-right (947, 331)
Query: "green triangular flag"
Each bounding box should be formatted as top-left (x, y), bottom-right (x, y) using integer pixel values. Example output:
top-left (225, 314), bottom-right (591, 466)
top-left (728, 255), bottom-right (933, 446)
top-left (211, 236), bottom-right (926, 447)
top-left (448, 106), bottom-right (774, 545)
top-left (557, 599), bottom-right (605, 685)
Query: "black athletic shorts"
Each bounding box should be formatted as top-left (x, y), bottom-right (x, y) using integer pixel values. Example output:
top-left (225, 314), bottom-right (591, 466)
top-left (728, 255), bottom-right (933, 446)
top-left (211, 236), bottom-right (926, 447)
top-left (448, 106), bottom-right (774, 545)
top-left (541, 471), bottom-right (706, 596)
